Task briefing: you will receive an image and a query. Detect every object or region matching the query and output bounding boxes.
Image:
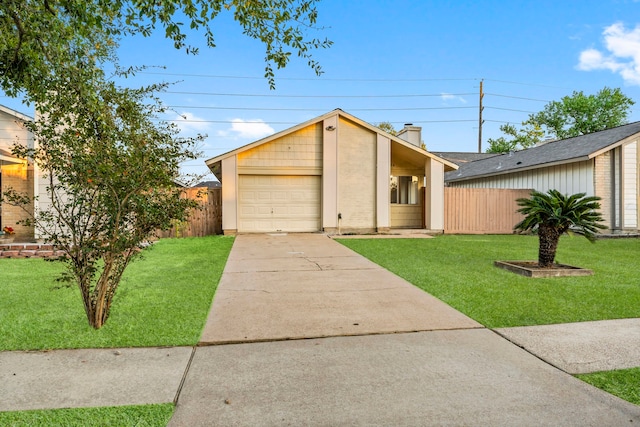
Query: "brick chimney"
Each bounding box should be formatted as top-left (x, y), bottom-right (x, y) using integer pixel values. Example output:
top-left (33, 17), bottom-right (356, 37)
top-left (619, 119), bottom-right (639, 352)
top-left (397, 123), bottom-right (423, 148)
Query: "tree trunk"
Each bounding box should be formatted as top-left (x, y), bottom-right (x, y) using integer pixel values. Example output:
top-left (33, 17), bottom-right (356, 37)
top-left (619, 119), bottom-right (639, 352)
top-left (537, 224), bottom-right (560, 268)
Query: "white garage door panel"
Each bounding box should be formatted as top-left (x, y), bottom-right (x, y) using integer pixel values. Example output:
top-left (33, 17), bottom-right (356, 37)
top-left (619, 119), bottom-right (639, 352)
top-left (238, 175), bottom-right (321, 232)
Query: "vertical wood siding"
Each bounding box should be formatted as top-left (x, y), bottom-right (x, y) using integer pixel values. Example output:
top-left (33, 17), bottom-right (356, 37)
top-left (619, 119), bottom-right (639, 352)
top-left (157, 188), bottom-right (222, 238)
top-left (444, 188), bottom-right (531, 234)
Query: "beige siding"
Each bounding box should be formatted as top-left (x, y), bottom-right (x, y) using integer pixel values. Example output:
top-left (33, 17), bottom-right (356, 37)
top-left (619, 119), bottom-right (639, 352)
top-left (337, 117), bottom-right (376, 231)
top-left (221, 156), bottom-right (238, 233)
top-left (444, 188), bottom-right (531, 234)
top-left (0, 109), bottom-right (35, 239)
top-left (376, 135), bottom-right (391, 230)
top-left (0, 163), bottom-right (34, 238)
top-left (0, 109), bottom-right (33, 150)
top-left (238, 123), bottom-right (322, 172)
top-left (426, 159), bottom-right (445, 230)
top-left (622, 141), bottom-right (638, 229)
top-left (594, 152), bottom-right (613, 229)
top-left (322, 116), bottom-right (338, 230)
top-left (390, 205), bottom-right (421, 228)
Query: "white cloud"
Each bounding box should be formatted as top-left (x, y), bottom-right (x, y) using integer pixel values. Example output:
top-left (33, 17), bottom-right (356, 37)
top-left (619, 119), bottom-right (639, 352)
top-left (577, 22), bottom-right (640, 85)
top-left (172, 111), bottom-right (211, 135)
top-left (217, 118), bottom-right (275, 139)
top-left (441, 93), bottom-right (467, 104)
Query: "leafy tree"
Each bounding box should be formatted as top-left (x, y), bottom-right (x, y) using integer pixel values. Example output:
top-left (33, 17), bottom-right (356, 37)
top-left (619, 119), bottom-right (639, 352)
top-left (531, 87), bottom-right (634, 139)
top-left (486, 122), bottom-right (544, 153)
top-left (0, 0), bottom-right (331, 328)
top-left (3, 69), bottom-right (201, 328)
top-left (514, 190), bottom-right (605, 268)
top-left (376, 122), bottom-right (398, 136)
top-left (486, 87), bottom-right (634, 153)
top-left (0, 0), bottom-right (332, 97)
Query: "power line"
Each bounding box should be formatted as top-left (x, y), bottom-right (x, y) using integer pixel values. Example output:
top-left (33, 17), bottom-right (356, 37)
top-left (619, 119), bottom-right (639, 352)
top-left (138, 71), bottom-right (479, 83)
top-left (484, 93), bottom-right (550, 102)
top-left (167, 105), bottom-right (478, 112)
top-left (483, 78), bottom-right (571, 90)
top-left (484, 106), bottom-right (537, 114)
top-left (165, 91), bottom-right (476, 98)
top-left (163, 118), bottom-right (477, 125)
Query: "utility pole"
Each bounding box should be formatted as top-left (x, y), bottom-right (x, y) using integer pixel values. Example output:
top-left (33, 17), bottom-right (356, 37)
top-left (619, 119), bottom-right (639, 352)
top-left (478, 79), bottom-right (484, 153)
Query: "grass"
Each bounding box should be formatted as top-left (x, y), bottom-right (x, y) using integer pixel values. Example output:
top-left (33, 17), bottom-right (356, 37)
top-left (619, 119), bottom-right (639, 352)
top-left (0, 404), bottom-right (174, 426)
top-left (577, 368), bottom-right (640, 405)
top-left (337, 234), bottom-right (640, 328)
top-left (0, 235), bottom-right (234, 351)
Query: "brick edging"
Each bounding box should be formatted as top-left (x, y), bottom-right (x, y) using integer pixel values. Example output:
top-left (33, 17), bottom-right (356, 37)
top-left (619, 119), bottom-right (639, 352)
top-left (0, 243), bottom-right (65, 259)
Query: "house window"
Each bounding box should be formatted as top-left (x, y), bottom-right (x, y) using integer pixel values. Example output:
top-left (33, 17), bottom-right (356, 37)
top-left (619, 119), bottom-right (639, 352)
top-left (390, 176), bottom-right (418, 204)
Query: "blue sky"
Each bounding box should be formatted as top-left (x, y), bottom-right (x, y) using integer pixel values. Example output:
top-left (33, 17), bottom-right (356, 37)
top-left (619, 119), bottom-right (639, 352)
top-left (2, 0), bottom-right (640, 181)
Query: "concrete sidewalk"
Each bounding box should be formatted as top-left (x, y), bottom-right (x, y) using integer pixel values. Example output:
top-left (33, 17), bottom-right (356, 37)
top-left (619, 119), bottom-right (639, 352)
top-left (2, 233), bottom-right (640, 425)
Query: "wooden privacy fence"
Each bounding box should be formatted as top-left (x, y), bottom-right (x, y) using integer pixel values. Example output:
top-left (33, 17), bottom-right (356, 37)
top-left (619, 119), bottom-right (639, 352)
top-left (156, 187), bottom-right (222, 238)
top-left (444, 188), bottom-right (532, 234)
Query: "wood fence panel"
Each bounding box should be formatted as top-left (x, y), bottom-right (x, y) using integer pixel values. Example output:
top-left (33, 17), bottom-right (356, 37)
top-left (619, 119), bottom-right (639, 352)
top-left (444, 188), bottom-right (531, 234)
top-left (156, 187), bottom-right (222, 238)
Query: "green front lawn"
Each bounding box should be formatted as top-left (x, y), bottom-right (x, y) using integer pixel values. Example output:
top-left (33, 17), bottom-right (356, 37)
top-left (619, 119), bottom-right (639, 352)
top-left (0, 235), bottom-right (234, 351)
top-left (577, 368), bottom-right (640, 406)
top-left (0, 404), bottom-right (173, 427)
top-left (338, 235), bottom-right (640, 328)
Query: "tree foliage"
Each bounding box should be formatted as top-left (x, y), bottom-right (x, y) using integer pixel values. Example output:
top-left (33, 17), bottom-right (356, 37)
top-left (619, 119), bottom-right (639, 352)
top-left (530, 87), bottom-right (634, 140)
top-left (486, 122), bottom-right (544, 153)
top-left (376, 121), bottom-right (398, 136)
top-left (486, 87), bottom-right (634, 153)
top-left (0, 0), bottom-right (332, 96)
top-left (3, 69), bottom-right (202, 328)
top-left (514, 190), bottom-right (605, 268)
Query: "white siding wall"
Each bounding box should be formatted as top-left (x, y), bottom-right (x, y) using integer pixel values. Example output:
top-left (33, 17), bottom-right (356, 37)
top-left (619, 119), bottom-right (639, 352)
top-left (622, 141), bottom-right (638, 229)
top-left (451, 160), bottom-right (594, 196)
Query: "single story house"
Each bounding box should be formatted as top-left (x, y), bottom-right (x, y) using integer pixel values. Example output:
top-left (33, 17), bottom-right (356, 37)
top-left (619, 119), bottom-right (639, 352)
top-left (205, 109), bottom-right (458, 235)
top-left (0, 104), bottom-right (35, 240)
top-left (445, 122), bottom-right (640, 233)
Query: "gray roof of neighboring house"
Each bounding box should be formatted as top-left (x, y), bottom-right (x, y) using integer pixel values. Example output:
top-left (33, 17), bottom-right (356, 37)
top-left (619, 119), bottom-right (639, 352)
top-left (432, 152), bottom-right (499, 165)
top-left (446, 121), bottom-right (640, 183)
top-left (194, 180), bottom-right (221, 188)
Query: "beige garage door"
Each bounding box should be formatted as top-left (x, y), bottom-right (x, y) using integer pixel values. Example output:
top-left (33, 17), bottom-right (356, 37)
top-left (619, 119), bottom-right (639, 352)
top-left (238, 175), bottom-right (321, 232)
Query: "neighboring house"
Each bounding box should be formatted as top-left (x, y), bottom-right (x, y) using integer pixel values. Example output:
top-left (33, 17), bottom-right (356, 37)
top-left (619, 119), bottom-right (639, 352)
top-left (205, 109), bottom-right (458, 235)
top-left (432, 152), bottom-right (499, 166)
top-left (193, 180), bottom-right (221, 189)
top-left (0, 105), bottom-right (35, 240)
top-left (446, 122), bottom-right (640, 232)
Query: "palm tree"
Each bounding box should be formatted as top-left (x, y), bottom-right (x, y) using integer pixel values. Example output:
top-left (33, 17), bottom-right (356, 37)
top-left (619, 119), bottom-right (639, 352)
top-left (514, 190), bottom-right (605, 268)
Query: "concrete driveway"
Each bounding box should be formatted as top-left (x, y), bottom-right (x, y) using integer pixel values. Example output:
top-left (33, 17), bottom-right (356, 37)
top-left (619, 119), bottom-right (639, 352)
top-left (170, 233), bottom-right (640, 426)
top-left (200, 233), bottom-right (480, 344)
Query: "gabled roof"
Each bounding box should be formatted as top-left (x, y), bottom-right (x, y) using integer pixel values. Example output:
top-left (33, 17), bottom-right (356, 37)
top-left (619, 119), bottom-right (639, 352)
top-left (446, 121), bottom-right (640, 183)
top-left (205, 109), bottom-right (458, 180)
top-left (0, 104), bottom-right (33, 122)
top-left (432, 152), bottom-right (499, 165)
